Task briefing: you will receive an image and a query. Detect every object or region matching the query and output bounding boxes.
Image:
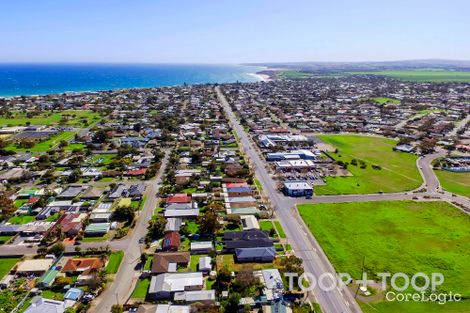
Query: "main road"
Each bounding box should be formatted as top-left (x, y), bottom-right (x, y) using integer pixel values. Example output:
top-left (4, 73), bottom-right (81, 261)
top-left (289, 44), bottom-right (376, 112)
top-left (216, 86), bottom-right (470, 312)
top-left (216, 86), bottom-right (362, 313)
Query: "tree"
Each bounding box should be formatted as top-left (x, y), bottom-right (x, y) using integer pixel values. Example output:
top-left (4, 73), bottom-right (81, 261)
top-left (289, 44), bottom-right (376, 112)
top-left (140, 252), bottom-right (148, 265)
top-left (146, 215), bottom-right (166, 242)
top-left (111, 305), bottom-right (123, 313)
top-left (224, 292), bottom-right (241, 313)
top-left (48, 242), bottom-right (65, 256)
top-left (0, 193), bottom-right (16, 220)
top-left (113, 205), bottom-right (134, 224)
top-left (93, 129), bottom-right (108, 143)
top-left (133, 123), bottom-right (142, 132)
top-left (197, 208), bottom-right (221, 235)
top-left (217, 265), bottom-right (232, 289)
top-left (68, 168), bottom-right (81, 183)
top-left (37, 246), bottom-right (48, 256)
top-left (55, 276), bottom-right (72, 287)
top-left (234, 267), bottom-right (257, 290)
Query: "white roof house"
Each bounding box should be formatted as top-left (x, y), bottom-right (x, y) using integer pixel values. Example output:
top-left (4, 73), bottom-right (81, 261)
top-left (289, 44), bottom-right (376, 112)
top-left (155, 304), bottom-right (190, 313)
top-left (240, 215), bottom-right (260, 230)
top-left (173, 290), bottom-right (216, 302)
top-left (149, 272), bottom-right (203, 293)
top-left (198, 256), bottom-right (212, 272)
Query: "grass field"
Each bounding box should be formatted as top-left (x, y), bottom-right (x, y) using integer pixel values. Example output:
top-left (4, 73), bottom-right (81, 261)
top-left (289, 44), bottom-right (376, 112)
top-left (362, 300), bottom-right (470, 313)
top-left (64, 143), bottom-right (86, 151)
top-left (298, 201), bottom-right (470, 312)
top-left (278, 70), bottom-right (312, 79)
top-left (368, 97), bottom-right (400, 105)
top-left (0, 258), bottom-right (20, 278)
top-left (316, 135), bottom-right (421, 195)
top-left (105, 251), bottom-right (124, 274)
top-left (0, 110), bottom-right (101, 127)
top-left (351, 70), bottom-right (470, 82)
top-left (435, 170), bottom-right (470, 197)
top-left (6, 131), bottom-right (76, 152)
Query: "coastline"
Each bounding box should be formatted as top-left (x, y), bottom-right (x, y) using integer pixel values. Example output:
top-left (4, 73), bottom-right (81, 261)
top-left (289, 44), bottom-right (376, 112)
top-left (0, 64), bottom-right (265, 98)
top-left (247, 72), bottom-right (271, 82)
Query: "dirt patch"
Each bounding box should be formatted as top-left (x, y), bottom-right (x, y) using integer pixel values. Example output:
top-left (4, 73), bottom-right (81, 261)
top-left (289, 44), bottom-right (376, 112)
top-left (316, 142), bottom-right (336, 152)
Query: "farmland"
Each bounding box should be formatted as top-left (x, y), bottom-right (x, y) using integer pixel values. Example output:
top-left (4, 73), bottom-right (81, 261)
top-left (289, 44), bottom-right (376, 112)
top-left (315, 135), bottom-right (421, 195)
top-left (351, 70), bottom-right (470, 82)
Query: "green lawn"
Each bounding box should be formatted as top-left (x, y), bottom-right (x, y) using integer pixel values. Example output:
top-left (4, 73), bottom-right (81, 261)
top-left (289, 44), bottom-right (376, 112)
top-left (350, 70), bottom-right (470, 82)
top-left (0, 258), bottom-right (20, 278)
top-left (144, 256), bottom-right (153, 271)
top-left (254, 178), bottom-right (263, 191)
top-left (14, 199), bottom-right (28, 208)
top-left (298, 201), bottom-right (470, 312)
top-left (45, 213), bottom-right (60, 222)
top-left (259, 220), bottom-right (274, 232)
top-left (64, 143), bottom-right (86, 151)
top-left (435, 170), bottom-right (470, 197)
top-left (8, 215), bottom-right (35, 224)
top-left (0, 110), bottom-right (102, 127)
top-left (91, 154), bottom-right (116, 165)
top-left (131, 278), bottom-right (150, 299)
top-left (0, 236), bottom-right (13, 244)
top-left (273, 221), bottom-right (286, 238)
top-left (316, 135), bottom-right (421, 195)
top-left (41, 289), bottom-right (64, 301)
top-left (184, 221), bottom-right (199, 234)
top-left (182, 187), bottom-right (197, 194)
top-left (105, 251), bottom-right (124, 274)
top-left (81, 235), bottom-right (109, 242)
top-left (368, 97), bottom-right (400, 105)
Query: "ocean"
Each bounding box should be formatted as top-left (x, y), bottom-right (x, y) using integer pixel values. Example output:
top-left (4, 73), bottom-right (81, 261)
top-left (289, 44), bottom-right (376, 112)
top-left (0, 63), bottom-right (263, 97)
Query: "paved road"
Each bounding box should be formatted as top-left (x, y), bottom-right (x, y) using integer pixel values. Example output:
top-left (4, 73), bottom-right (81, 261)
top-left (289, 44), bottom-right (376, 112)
top-left (90, 150), bottom-right (169, 313)
top-left (448, 114), bottom-right (470, 137)
top-left (216, 86), bottom-right (470, 312)
top-left (216, 86), bottom-right (362, 313)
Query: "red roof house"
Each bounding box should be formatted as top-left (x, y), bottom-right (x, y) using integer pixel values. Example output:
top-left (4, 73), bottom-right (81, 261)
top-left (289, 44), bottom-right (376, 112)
top-left (167, 193), bottom-right (192, 204)
top-left (162, 232), bottom-right (180, 251)
top-left (125, 168), bottom-right (147, 176)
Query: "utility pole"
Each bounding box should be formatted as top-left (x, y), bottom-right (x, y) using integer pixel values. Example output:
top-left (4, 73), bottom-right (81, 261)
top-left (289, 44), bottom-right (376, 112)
top-left (354, 256), bottom-right (366, 298)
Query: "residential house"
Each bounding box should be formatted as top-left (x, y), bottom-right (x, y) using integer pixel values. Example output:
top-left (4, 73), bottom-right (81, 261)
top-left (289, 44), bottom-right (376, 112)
top-left (162, 232), bottom-right (180, 251)
top-left (151, 252), bottom-right (190, 274)
top-left (235, 247), bottom-right (277, 263)
top-left (24, 296), bottom-right (73, 313)
top-left (223, 229), bottom-right (273, 251)
top-left (147, 272), bottom-right (203, 300)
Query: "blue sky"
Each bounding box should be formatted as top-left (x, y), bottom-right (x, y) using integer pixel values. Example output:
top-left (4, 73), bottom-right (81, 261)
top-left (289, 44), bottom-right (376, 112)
top-left (0, 0), bottom-right (468, 63)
